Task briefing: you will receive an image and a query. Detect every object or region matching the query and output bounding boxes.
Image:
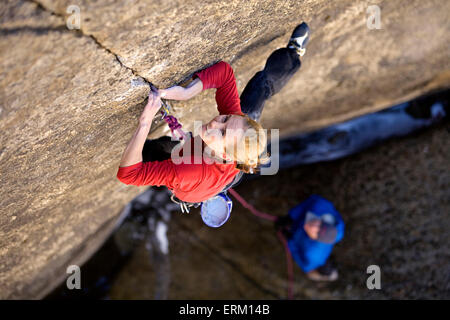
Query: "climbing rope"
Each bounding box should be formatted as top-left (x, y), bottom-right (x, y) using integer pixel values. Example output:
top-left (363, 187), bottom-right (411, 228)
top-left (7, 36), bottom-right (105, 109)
top-left (276, 230), bottom-right (294, 300)
top-left (228, 188), bottom-right (294, 300)
top-left (227, 188), bottom-right (277, 222)
top-left (149, 83), bottom-right (188, 141)
top-left (160, 99), bottom-right (188, 141)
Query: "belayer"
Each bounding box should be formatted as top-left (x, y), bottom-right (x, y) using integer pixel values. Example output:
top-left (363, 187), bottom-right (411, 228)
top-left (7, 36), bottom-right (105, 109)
top-left (276, 195), bottom-right (345, 281)
top-left (117, 23), bottom-right (310, 209)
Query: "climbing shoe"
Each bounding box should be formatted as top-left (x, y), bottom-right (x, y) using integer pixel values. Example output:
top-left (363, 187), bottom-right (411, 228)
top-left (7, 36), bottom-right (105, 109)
top-left (307, 269), bottom-right (338, 282)
top-left (307, 260), bottom-right (338, 282)
top-left (287, 22), bottom-right (310, 57)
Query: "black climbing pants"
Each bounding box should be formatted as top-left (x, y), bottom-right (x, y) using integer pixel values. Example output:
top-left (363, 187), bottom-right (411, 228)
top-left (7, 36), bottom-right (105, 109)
top-left (143, 47), bottom-right (301, 163)
top-left (240, 47), bottom-right (301, 121)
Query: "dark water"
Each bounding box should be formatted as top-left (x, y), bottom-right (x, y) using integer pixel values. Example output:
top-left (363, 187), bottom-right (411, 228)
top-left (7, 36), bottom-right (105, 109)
top-left (46, 89), bottom-right (449, 299)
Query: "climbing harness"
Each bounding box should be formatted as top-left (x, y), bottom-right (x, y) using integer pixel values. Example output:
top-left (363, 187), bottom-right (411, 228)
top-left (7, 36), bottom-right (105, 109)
top-left (228, 188), bottom-right (295, 300)
top-left (170, 194), bottom-right (201, 214)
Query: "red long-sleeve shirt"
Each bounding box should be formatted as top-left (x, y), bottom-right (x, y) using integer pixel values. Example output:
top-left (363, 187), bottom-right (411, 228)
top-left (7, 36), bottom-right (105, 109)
top-left (117, 61), bottom-right (244, 203)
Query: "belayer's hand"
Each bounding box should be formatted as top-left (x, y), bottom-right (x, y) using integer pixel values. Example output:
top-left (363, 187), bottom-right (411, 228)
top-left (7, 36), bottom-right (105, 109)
top-left (274, 215), bottom-right (293, 239)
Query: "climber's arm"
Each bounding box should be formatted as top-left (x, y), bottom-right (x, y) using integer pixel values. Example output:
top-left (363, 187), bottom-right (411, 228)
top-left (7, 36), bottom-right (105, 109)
top-left (159, 78), bottom-right (203, 101)
top-left (159, 62), bottom-right (242, 115)
top-left (119, 91), bottom-right (161, 167)
top-left (192, 61), bottom-right (242, 115)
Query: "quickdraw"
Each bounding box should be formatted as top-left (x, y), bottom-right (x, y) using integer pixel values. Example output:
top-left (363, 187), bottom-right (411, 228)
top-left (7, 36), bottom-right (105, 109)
top-left (149, 83), bottom-right (188, 141)
top-left (160, 99), bottom-right (188, 141)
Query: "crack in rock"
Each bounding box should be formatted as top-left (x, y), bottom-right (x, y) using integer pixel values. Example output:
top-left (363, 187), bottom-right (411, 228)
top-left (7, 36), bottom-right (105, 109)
top-left (28, 0), bottom-right (152, 87)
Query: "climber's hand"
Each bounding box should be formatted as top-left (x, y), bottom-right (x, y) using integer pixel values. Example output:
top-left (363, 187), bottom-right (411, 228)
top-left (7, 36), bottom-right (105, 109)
top-left (140, 90), bottom-right (161, 125)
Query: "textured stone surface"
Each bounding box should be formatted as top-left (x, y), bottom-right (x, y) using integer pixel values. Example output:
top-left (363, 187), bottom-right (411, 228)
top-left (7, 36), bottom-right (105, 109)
top-left (37, 0), bottom-right (450, 133)
top-left (0, 1), bottom-right (149, 299)
top-left (0, 0), bottom-right (449, 299)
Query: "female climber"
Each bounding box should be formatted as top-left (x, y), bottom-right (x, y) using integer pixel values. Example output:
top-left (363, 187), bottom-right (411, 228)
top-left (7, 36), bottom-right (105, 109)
top-left (117, 22), bottom-right (310, 206)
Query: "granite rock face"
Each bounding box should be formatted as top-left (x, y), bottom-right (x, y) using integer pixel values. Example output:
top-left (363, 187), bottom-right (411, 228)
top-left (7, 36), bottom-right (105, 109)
top-left (0, 0), bottom-right (149, 299)
top-left (0, 0), bottom-right (449, 298)
top-left (37, 0), bottom-right (450, 132)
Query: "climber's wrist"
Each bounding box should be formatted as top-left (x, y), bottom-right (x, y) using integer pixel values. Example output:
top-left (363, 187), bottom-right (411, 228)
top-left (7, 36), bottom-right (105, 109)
top-left (139, 111), bottom-right (157, 126)
top-left (139, 107), bottom-right (158, 126)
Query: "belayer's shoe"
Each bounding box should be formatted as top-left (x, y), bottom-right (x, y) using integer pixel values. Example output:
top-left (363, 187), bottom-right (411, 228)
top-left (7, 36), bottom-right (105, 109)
top-left (307, 260), bottom-right (338, 282)
top-left (307, 269), bottom-right (338, 282)
top-left (287, 22), bottom-right (310, 57)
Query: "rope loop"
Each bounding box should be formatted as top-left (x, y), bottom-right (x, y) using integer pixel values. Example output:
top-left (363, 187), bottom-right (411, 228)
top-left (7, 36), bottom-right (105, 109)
top-left (228, 188), bottom-right (294, 300)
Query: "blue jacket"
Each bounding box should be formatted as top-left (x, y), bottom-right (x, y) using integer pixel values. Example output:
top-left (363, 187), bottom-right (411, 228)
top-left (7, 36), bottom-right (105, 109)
top-left (287, 195), bottom-right (344, 272)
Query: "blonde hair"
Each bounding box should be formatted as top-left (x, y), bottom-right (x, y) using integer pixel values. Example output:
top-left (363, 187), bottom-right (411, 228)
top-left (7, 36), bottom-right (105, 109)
top-left (225, 115), bottom-right (270, 174)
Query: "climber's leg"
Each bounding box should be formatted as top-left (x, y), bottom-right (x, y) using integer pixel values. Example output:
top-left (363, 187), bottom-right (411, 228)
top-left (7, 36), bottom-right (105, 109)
top-left (240, 48), bottom-right (301, 121)
top-left (142, 136), bottom-right (180, 162)
top-left (240, 22), bottom-right (309, 121)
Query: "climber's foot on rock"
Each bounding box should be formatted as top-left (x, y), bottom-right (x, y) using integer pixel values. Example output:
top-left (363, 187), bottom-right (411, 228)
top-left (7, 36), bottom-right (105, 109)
top-left (287, 22), bottom-right (310, 57)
